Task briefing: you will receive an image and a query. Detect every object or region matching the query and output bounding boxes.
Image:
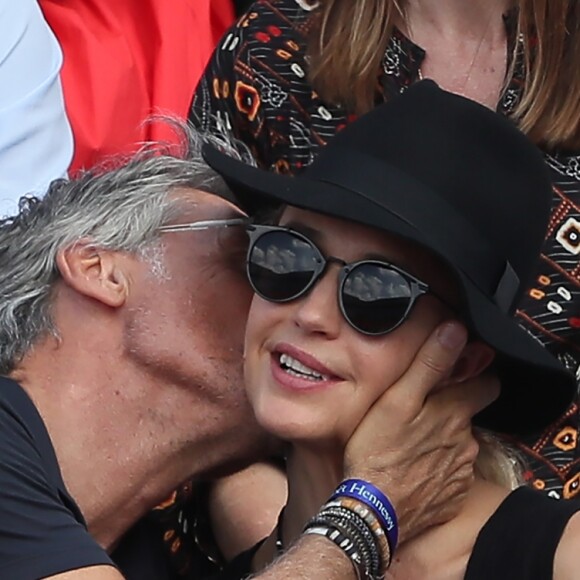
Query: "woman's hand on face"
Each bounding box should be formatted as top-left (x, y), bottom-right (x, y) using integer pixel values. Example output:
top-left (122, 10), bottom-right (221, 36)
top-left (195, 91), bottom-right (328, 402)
top-left (343, 321), bottom-right (500, 544)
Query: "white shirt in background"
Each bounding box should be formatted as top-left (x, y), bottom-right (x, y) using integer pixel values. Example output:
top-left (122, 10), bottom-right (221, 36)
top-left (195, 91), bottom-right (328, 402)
top-left (0, 0), bottom-right (73, 218)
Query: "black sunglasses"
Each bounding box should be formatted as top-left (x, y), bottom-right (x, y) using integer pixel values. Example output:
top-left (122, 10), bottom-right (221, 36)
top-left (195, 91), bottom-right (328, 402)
top-left (245, 224), bottom-right (431, 336)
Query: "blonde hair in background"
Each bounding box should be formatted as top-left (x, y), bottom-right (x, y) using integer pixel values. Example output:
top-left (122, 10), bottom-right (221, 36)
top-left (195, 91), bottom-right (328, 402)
top-left (474, 430), bottom-right (524, 490)
top-left (307, 0), bottom-right (580, 149)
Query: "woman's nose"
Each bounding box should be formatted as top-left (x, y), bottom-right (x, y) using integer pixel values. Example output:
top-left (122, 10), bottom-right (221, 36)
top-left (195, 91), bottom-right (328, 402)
top-left (292, 267), bottom-right (342, 338)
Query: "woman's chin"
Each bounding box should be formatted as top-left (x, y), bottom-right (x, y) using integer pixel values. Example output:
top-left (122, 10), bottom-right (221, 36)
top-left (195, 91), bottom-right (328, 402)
top-left (254, 410), bottom-right (350, 453)
top-left (254, 405), bottom-right (337, 446)
top-left (246, 372), bottom-right (355, 447)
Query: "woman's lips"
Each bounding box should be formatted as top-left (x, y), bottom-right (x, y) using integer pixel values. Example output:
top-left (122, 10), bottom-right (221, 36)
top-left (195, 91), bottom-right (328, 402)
top-left (269, 343), bottom-right (343, 391)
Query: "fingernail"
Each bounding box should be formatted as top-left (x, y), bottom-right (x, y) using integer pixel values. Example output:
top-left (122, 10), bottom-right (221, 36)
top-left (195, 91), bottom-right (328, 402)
top-left (437, 322), bottom-right (467, 350)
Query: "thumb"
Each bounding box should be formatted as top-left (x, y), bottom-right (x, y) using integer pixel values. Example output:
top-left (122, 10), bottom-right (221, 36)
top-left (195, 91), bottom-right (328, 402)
top-left (388, 321), bottom-right (468, 414)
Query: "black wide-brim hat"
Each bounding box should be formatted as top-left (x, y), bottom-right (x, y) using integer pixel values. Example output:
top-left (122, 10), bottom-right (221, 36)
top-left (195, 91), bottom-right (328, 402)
top-left (203, 80), bottom-right (576, 436)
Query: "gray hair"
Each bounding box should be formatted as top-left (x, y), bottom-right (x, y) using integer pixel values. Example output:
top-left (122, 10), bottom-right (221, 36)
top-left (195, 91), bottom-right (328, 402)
top-left (0, 121), bottom-right (253, 374)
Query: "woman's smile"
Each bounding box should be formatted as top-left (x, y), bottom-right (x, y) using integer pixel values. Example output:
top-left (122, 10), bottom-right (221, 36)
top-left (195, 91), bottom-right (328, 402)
top-left (270, 343), bottom-right (344, 392)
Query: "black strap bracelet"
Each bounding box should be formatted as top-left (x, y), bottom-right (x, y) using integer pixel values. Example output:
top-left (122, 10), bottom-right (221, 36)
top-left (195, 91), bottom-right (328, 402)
top-left (303, 524), bottom-right (368, 580)
top-left (313, 508), bottom-right (380, 576)
top-left (305, 507), bottom-right (382, 579)
top-left (330, 496), bottom-right (392, 571)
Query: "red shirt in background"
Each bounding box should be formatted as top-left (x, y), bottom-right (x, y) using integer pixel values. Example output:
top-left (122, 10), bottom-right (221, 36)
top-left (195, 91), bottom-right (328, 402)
top-left (40, 0), bottom-right (235, 173)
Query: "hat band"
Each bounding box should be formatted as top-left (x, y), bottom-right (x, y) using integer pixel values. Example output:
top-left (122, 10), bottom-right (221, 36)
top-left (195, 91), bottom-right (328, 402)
top-left (305, 146), bottom-right (519, 312)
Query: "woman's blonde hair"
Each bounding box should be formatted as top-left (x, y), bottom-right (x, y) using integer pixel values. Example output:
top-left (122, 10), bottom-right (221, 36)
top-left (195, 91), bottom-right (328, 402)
top-left (475, 430), bottom-right (523, 489)
top-left (307, 0), bottom-right (580, 149)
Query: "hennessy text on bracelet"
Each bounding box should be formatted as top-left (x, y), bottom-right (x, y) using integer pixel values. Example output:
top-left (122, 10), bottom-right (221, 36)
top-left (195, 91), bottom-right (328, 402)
top-left (332, 479), bottom-right (399, 552)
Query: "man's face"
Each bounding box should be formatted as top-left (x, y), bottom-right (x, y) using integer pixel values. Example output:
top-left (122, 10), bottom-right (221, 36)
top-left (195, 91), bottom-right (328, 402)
top-left (122, 188), bottom-right (267, 469)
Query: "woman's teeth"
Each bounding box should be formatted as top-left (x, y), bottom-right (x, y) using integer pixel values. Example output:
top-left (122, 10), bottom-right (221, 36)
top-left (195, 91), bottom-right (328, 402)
top-left (279, 353), bottom-right (329, 381)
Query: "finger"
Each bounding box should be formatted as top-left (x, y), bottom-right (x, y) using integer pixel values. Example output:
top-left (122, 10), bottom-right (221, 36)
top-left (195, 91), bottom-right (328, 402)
top-left (390, 320), bottom-right (468, 408)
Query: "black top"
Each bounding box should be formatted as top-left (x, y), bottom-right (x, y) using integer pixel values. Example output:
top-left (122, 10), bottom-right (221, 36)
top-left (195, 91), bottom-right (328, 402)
top-left (233, 0), bottom-right (254, 16)
top-left (209, 487), bottom-right (580, 580)
top-left (0, 377), bottom-right (113, 579)
top-left (208, 543), bottom-right (259, 580)
top-left (465, 486), bottom-right (580, 579)
top-left (111, 484), bottom-right (224, 580)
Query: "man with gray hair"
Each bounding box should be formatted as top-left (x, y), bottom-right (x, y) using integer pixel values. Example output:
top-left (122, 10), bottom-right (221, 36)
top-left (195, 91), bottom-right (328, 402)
top-left (0, 127), bottom-right (495, 579)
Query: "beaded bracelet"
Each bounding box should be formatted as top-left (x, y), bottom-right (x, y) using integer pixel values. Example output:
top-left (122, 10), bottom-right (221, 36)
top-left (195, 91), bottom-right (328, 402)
top-left (303, 524), bottom-right (369, 580)
top-left (305, 501), bottom-right (384, 579)
top-left (278, 503), bottom-right (384, 575)
top-left (310, 511), bottom-right (380, 577)
top-left (327, 497), bottom-right (392, 571)
top-left (313, 507), bottom-right (380, 572)
top-left (302, 479), bottom-right (399, 579)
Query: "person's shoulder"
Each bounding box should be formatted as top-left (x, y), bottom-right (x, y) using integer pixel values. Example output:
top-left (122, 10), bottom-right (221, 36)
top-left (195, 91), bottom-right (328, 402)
top-left (266, 0), bottom-right (319, 18)
top-left (0, 377), bottom-right (114, 580)
top-left (0, 377), bottom-right (57, 496)
top-left (0, 0), bottom-right (36, 53)
top-left (0, 375), bottom-right (70, 506)
top-left (466, 486), bottom-right (580, 579)
top-left (554, 508), bottom-right (580, 579)
top-left (211, 0), bottom-right (313, 82)
top-left (477, 486), bottom-right (580, 531)
top-left (544, 149), bottom-right (580, 184)
top-left (234, 0), bottom-right (316, 36)
top-left (0, 376), bottom-right (37, 435)
top-left (0, 375), bottom-right (23, 397)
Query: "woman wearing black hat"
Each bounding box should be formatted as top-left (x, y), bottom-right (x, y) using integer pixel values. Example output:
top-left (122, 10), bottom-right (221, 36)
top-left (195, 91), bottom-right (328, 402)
top-left (192, 0), bottom-right (580, 498)
top-left (203, 82), bottom-right (580, 579)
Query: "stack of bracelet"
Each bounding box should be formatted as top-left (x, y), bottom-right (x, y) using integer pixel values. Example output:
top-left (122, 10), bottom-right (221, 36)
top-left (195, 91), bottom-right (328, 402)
top-left (303, 479), bottom-right (398, 579)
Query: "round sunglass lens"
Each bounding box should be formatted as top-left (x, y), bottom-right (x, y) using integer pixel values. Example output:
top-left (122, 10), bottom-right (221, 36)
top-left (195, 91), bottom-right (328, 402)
top-left (248, 230), bottom-right (319, 302)
top-left (342, 263), bottom-right (413, 334)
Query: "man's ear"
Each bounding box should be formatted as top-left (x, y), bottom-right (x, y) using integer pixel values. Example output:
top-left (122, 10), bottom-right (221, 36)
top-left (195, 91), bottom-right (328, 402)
top-left (448, 341), bottom-right (496, 384)
top-left (56, 241), bottom-right (129, 308)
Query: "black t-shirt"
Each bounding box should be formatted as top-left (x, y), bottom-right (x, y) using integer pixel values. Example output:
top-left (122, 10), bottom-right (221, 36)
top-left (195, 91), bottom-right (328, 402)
top-left (0, 377), bottom-right (113, 579)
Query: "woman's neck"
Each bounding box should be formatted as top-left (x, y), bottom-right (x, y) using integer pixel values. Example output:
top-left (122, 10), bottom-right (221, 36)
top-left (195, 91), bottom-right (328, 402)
top-left (403, 0), bottom-right (514, 37)
top-left (252, 445), bottom-right (343, 572)
top-left (283, 445), bottom-right (343, 545)
top-left (400, 0), bottom-right (513, 108)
